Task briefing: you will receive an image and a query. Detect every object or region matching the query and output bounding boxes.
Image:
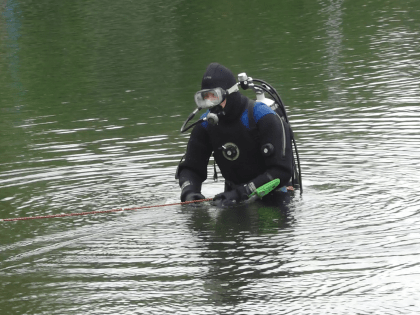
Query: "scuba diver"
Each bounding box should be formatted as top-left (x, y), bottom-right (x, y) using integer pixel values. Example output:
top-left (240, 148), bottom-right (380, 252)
top-left (176, 62), bottom-right (302, 207)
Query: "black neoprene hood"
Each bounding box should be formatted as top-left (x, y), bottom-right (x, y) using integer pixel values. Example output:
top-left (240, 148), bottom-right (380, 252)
top-left (200, 63), bottom-right (243, 120)
top-left (201, 63), bottom-right (237, 90)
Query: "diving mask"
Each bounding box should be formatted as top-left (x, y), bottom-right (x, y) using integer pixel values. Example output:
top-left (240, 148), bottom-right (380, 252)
top-left (194, 84), bottom-right (239, 109)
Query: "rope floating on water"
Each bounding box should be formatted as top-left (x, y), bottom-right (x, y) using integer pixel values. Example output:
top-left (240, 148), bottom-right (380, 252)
top-left (0, 198), bottom-right (213, 222)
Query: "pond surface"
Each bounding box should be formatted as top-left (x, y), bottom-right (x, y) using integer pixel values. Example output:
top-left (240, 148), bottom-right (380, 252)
top-left (1, 0), bottom-right (420, 314)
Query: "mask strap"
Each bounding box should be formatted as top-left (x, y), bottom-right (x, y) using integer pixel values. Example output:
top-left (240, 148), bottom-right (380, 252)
top-left (226, 84), bottom-right (239, 95)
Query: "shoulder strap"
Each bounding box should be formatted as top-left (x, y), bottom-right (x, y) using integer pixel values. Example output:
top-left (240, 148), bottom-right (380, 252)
top-left (247, 99), bottom-right (259, 142)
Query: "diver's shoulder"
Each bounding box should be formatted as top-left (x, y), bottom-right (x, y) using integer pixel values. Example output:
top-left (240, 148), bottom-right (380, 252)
top-left (252, 101), bottom-right (276, 123)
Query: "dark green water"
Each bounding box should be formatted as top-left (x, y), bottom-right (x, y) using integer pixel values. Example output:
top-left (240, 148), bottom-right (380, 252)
top-left (1, 0), bottom-right (420, 314)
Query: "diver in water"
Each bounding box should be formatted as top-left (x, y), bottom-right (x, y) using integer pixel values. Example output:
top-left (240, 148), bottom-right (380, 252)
top-left (176, 62), bottom-right (297, 207)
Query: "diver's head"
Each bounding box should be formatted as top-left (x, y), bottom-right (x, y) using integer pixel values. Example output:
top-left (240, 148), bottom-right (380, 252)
top-left (201, 63), bottom-right (236, 91)
top-left (200, 63), bottom-right (241, 115)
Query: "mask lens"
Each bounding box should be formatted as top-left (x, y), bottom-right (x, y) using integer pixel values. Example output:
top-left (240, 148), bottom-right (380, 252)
top-left (203, 91), bottom-right (218, 101)
top-left (194, 88), bottom-right (225, 109)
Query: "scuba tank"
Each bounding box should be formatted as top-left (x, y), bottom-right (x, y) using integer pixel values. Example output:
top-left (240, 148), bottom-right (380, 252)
top-left (237, 73), bottom-right (302, 193)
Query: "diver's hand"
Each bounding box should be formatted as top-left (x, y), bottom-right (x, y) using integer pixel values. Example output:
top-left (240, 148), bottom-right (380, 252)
top-left (184, 192), bottom-right (205, 202)
top-left (183, 192), bottom-right (206, 208)
top-left (213, 184), bottom-right (252, 207)
top-left (213, 190), bottom-right (240, 207)
top-left (213, 187), bottom-right (249, 207)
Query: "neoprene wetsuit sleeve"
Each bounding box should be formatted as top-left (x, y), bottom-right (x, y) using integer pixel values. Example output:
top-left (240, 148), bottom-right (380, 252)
top-left (178, 123), bottom-right (213, 201)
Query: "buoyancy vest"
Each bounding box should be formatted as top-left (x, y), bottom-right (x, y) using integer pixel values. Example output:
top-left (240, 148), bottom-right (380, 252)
top-left (202, 98), bottom-right (290, 186)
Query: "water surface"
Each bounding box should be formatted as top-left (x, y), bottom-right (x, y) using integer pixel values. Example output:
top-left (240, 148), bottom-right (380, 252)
top-left (1, 0), bottom-right (420, 314)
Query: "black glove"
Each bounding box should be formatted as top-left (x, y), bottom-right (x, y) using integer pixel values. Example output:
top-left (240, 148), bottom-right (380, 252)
top-left (184, 192), bottom-right (205, 202)
top-left (180, 179), bottom-right (203, 202)
top-left (183, 192), bottom-right (206, 208)
top-left (213, 184), bottom-right (251, 207)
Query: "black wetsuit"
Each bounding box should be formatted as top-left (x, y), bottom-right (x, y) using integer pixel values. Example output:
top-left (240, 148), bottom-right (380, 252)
top-left (178, 93), bottom-right (293, 202)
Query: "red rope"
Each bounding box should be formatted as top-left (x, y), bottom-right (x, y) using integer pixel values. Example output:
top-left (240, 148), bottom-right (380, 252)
top-left (0, 198), bottom-right (213, 222)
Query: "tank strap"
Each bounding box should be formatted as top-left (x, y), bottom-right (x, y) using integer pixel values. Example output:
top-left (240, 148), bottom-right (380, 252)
top-left (247, 99), bottom-right (259, 142)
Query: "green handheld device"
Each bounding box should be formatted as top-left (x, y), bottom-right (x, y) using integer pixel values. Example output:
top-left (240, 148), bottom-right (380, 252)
top-left (248, 178), bottom-right (281, 201)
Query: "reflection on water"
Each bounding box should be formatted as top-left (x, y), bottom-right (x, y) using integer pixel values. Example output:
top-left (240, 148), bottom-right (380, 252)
top-left (1, 0), bottom-right (420, 314)
top-left (321, 0), bottom-right (345, 104)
